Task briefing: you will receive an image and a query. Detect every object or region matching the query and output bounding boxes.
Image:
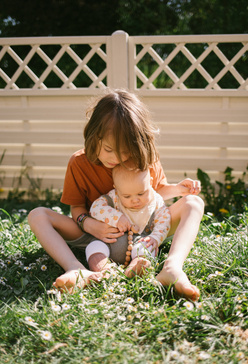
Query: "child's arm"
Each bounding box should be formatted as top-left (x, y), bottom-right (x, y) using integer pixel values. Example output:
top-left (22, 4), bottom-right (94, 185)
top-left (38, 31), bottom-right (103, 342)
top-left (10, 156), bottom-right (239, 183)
top-left (71, 204), bottom-right (124, 244)
top-left (157, 178), bottom-right (201, 201)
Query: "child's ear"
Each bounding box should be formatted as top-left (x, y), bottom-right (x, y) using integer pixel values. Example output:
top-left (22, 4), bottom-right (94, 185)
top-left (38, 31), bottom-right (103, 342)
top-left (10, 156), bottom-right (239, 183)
top-left (113, 184), bottom-right (116, 189)
top-left (150, 176), bottom-right (153, 185)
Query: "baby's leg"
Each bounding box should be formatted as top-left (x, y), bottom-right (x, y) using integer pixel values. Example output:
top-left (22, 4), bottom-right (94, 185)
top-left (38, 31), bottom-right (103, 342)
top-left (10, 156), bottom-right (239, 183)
top-left (86, 240), bottom-right (117, 277)
top-left (125, 239), bottom-right (153, 278)
top-left (156, 195), bottom-right (204, 301)
top-left (124, 257), bottom-right (151, 278)
top-left (54, 269), bottom-right (101, 293)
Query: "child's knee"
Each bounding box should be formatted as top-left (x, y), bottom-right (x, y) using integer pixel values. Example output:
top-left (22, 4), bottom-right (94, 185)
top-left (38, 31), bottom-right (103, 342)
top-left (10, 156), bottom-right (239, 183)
top-left (185, 195), bottom-right (204, 216)
top-left (28, 207), bottom-right (49, 226)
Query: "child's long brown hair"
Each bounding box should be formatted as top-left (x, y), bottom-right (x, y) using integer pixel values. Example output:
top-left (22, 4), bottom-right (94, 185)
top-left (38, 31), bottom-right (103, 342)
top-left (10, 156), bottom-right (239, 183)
top-left (84, 89), bottom-right (159, 171)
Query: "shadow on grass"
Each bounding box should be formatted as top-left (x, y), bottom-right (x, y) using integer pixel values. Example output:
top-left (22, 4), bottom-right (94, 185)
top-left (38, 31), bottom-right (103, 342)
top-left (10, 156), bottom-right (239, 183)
top-left (0, 247), bottom-right (88, 304)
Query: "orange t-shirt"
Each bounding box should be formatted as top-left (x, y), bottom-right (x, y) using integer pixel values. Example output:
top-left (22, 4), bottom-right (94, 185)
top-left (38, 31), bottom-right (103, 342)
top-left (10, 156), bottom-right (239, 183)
top-left (61, 149), bottom-right (167, 209)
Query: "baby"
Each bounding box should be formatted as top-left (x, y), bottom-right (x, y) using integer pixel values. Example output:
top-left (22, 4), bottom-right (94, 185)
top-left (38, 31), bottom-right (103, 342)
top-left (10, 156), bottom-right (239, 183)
top-left (88, 161), bottom-right (171, 277)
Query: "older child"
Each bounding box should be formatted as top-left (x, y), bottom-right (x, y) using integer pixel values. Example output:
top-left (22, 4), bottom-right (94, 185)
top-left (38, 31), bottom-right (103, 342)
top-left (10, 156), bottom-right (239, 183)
top-left (88, 162), bottom-right (171, 278)
top-left (28, 89), bottom-right (203, 300)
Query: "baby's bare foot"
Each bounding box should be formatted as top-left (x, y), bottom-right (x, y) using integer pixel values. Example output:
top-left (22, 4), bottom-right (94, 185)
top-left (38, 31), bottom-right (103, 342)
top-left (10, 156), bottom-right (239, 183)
top-left (125, 257), bottom-right (151, 278)
top-left (53, 269), bottom-right (102, 293)
top-left (101, 262), bottom-right (118, 279)
top-left (156, 265), bottom-right (200, 301)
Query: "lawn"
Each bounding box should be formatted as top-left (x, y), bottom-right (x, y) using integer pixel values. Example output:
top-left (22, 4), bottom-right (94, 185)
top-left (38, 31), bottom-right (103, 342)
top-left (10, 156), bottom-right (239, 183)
top-left (0, 205), bottom-right (248, 363)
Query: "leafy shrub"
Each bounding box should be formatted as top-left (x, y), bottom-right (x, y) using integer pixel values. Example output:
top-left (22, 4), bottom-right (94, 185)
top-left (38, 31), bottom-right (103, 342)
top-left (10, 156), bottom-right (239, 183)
top-left (197, 166), bottom-right (248, 221)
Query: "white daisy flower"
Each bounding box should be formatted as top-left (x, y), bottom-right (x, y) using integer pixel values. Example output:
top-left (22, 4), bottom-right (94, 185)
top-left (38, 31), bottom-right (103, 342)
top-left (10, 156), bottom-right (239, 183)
top-left (183, 301), bottom-right (194, 310)
top-left (41, 265), bottom-right (47, 271)
top-left (24, 316), bottom-right (38, 327)
top-left (51, 304), bottom-right (61, 312)
top-left (40, 330), bottom-right (52, 341)
top-left (62, 303), bottom-right (71, 310)
top-left (117, 315), bottom-right (126, 321)
top-left (198, 352), bottom-right (211, 360)
top-left (125, 297), bottom-right (134, 304)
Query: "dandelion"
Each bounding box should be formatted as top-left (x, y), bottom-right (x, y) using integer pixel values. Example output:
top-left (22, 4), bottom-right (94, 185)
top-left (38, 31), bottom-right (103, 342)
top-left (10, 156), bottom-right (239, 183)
top-left (40, 330), bottom-right (52, 341)
top-left (183, 301), bottom-right (194, 310)
top-left (41, 265), bottom-right (47, 271)
top-left (25, 316), bottom-right (38, 327)
top-left (219, 208), bottom-right (229, 214)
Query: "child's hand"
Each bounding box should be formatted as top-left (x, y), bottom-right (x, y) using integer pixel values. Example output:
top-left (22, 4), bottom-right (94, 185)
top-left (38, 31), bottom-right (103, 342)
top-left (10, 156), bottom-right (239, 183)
top-left (84, 218), bottom-right (124, 243)
top-left (117, 215), bottom-right (131, 232)
top-left (139, 236), bottom-right (159, 256)
top-left (177, 178), bottom-right (201, 196)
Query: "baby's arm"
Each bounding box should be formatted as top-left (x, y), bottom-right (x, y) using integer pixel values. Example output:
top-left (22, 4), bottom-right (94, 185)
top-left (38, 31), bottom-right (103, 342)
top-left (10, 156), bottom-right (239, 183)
top-left (90, 196), bottom-right (123, 227)
top-left (117, 215), bottom-right (131, 232)
top-left (148, 202), bottom-right (171, 247)
top-left (138, 236), bottom-right (159, 256)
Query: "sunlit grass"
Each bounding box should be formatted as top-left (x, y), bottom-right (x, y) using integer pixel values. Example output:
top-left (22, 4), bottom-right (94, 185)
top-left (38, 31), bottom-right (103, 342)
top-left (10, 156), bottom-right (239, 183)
top-left (0, 207), bottom-right (248, 363)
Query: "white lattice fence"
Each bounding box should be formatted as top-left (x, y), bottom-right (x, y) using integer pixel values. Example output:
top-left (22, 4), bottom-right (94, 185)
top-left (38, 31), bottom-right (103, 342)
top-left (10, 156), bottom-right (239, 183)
top-left (0, 32), bottom-right (247, 198)
top-left (129, 34), bottom-right (248, 93)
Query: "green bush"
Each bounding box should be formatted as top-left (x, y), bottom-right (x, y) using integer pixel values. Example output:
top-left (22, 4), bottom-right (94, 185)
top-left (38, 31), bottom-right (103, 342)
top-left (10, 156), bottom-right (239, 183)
top-left (197, 166), bottom-right (248, 221)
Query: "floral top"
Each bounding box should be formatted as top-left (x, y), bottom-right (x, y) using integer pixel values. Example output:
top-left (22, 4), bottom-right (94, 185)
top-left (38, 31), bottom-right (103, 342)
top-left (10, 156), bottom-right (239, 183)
top-left (90, 189), bottom-right (171, 246)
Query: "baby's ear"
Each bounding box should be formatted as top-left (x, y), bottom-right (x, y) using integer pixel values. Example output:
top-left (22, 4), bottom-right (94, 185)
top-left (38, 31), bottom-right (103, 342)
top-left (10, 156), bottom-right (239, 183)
top-left (150, 176), bottom-right (153, 185)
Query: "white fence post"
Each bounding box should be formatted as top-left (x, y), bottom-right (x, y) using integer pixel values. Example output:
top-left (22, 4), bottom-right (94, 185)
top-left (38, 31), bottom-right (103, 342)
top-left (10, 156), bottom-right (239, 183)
top-left (108, 30), bottom-right (129, 89)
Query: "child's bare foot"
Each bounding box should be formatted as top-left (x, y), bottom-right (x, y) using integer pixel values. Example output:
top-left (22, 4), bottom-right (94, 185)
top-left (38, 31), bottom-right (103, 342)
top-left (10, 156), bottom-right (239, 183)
top-left (53, 269), bottom-right (102, 293)
top-left (125, 257), bottom-right (151, 278)
top-left (156, 265), bottom-right (200, 301)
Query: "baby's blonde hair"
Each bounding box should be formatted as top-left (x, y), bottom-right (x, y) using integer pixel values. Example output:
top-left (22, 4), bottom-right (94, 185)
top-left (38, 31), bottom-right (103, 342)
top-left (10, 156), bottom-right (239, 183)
top-left (112, 161), bottom-right (150, 189)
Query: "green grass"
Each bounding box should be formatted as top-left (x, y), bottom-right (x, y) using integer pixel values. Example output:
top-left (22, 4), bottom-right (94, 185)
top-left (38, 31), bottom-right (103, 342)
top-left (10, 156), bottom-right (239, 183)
top-left (0, 207), bottom-right (248, 363)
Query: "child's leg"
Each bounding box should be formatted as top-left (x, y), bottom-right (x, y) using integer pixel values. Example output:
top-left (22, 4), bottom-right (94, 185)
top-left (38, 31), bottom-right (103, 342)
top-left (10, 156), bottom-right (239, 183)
top-left (28, 207), bottom-right (101, 292)
top-left (156, 195), bottom-right (204, 301)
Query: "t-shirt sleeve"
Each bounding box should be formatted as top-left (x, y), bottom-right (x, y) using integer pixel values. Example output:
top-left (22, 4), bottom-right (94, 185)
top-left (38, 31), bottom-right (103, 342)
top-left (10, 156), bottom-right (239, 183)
top-left (61, 153), bottom-right (87, 206)
top-left (150, 160), bottom-right (168, 192)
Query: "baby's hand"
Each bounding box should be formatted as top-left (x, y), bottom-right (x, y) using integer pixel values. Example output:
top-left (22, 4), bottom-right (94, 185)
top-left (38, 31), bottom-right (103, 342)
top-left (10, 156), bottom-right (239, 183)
top-left (117, 215), bottom-right (131, 232)
top-left (139, 236), bottom-right (159, 256)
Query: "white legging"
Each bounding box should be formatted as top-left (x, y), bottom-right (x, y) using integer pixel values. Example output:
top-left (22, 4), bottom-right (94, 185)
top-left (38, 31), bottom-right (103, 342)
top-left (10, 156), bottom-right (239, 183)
top-left (85, 239), bottom-right (156, 262)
